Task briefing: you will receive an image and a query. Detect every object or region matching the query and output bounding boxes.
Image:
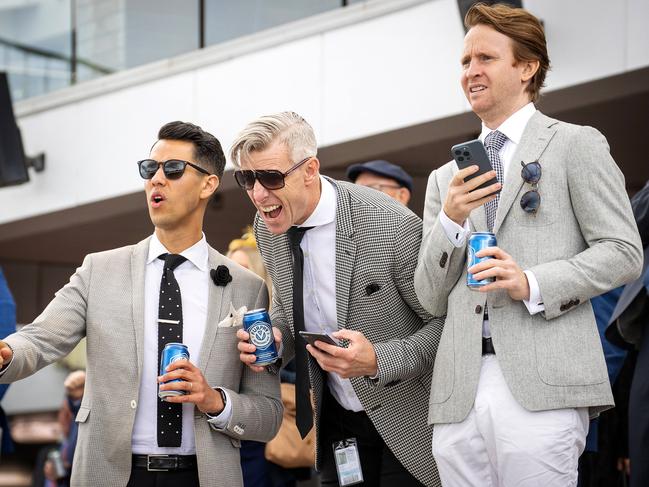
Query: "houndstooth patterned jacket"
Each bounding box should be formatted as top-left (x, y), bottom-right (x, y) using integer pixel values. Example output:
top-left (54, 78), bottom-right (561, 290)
top-left (255, 178), bottom-right (444, 487)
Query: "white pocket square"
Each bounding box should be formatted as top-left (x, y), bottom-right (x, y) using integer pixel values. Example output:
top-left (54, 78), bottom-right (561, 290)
top-left (218, 304), bottom-right (248, 328)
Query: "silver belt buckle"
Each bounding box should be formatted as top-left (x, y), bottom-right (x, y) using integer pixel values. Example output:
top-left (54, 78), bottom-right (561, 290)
top-left (147, 454), bottom-right (176, 471)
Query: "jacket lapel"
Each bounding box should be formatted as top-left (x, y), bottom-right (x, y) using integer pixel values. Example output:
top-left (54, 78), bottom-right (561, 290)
top-left (131, 237), bottom-right (151, 376)
top-left (329, 179), bottom-right (357, 330)
top-left (493, 111), bottom-right (558, 234)
top-left (198, 247), bottom-right (228, 370)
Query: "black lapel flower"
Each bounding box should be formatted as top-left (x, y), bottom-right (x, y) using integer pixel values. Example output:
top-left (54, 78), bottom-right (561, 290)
top-left (211, 265), bottom-right (232, 286)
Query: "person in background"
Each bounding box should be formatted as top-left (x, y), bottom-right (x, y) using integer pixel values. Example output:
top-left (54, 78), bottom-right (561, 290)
top-left (606, 180), bottom-right (649, 487)
top-left (0, 267), bottom-right (16, 456)
top-left (227, 229), bottom-right (312, 487)
top-left (227, 229), bottom-right (272, 487)
top-left (414, 3), bottom-right (642, 485)
top-left (43, 370), bottom-right (86, 487)
top-left (346, 160), bottom-right (413, 207)
top-left (578, 287), bottom-right (627, 487)
top-left (227, 228), bottom-right (272, 295)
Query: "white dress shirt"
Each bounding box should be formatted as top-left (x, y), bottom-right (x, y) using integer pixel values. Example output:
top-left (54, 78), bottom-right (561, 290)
top-left (439, 102), bottom-right (544, 326)
top-left (131, 233), bottom-right (231, 455)
top-left (296, 177), bottom-right (365, 412)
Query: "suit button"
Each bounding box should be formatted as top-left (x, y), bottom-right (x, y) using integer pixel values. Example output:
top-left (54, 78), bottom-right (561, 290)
top-left (130, 400), bottom-right (137, 409)
top-left (475, 305), bottom-right (483, 314)
top-left (439, 252), bottom-right (448, 268)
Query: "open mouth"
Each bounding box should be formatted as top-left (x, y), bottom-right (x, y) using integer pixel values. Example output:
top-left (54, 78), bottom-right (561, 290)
top-left (260, 204), bottom-right (282, 219)
top-left (470, 85), bottom-right (487, 93)
top-left (151, 193), bottom-right (165, 208)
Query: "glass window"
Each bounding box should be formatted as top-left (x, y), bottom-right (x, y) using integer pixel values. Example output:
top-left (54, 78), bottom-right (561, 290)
top-left (0, 0), bottom-right (72, 101)
top-left (204, 0), bottom-right (341, 46)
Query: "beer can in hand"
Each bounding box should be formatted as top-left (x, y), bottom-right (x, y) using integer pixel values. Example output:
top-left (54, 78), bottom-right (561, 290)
top-left (243, 308), bottom-right (278, 366)
top-left (158, 343), bottom-right (189, 398)
top-left (467, 232), bottom-right (497, 289)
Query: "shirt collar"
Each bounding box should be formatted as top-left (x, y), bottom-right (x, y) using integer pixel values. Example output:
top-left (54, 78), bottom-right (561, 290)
top-left (479, 102), bottom-right (536, 145)
top-left (298, 176), bottom-right (336, 228)
top-left (147, 232), bottom-right (209, 272)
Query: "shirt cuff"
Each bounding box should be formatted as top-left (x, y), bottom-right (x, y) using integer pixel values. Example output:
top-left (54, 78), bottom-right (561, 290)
top-left (523, 270), bottom-right (545, 315)
top-left (205, 388), bottom-right (233, 429)
top-left (439, 210), bottom-right (471, 247)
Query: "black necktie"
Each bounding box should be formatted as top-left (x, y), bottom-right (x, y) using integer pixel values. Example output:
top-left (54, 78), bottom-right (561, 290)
top-left (287, 226), bottom-right (313, 438)
top-left (157, 253), bottom-right (187, 447)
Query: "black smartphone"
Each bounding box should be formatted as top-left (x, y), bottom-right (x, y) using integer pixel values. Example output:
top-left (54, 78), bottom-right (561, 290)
top-left (451, 139), bottom-right (500, 193)
top-left (298, 331), bottom-right (342, 348)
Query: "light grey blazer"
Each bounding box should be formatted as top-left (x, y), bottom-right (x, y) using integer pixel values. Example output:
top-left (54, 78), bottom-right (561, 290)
top-left (414, 111), bottom-right (643, 425)
top-left (255, 179), bottom-right (445, 487)
top-left (0, 237), bottom-right (282, 487)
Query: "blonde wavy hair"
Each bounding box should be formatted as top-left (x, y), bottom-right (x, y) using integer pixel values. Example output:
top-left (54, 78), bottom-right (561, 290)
top-left (226, 227), bottom-right (272, 301)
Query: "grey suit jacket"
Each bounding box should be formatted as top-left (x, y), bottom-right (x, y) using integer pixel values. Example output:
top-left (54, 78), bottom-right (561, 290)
top-left (255, 178), bottom-right (445, 487)
top-left (415, 111), bottom-right (643, 425)
top-left (0, 237), bottom-right (282, 487)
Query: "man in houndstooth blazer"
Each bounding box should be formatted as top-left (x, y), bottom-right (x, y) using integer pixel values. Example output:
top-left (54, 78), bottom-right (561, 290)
top-left (232, 112), bottom-right (444, 487)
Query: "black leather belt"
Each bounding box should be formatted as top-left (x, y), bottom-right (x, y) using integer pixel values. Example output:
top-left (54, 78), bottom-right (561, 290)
top-left (132, 454), bottom-right (197, 471)
top-left (482, 337), bottom-right (496, 355)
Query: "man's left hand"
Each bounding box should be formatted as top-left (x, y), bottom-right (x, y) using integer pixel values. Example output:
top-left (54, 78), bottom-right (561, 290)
top-left (469, 246), bottom-right (530, 301)
top-left (306, 329), bottom-right (378, 379)
top-left (158, 359), bottom-right (223, 414)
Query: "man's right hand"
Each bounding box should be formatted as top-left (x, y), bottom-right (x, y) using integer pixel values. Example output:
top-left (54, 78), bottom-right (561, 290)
top-left (236, 326), bottom-right (282, 372)
top-left (0, 340), bottom-right (13, 369)
top-left (443, 166), bottom-right (501, 225)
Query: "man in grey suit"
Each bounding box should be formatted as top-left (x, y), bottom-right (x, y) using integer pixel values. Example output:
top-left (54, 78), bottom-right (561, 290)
top-left (414, 4), bottom-right (642, 486)
top-left (231, 111), bottom-right (444, 486)
top-left (0, 121), bottom-right (282, 487)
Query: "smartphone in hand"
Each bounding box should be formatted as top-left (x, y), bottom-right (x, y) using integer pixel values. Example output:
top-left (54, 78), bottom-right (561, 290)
top-left (299, 331), bottom-right (342, 348)
top-left (451, 139), bottom-right (500, 193)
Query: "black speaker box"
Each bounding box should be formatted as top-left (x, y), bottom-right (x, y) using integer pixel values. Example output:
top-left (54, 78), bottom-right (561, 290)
top-left (0, 72), bottom-right (28, 187)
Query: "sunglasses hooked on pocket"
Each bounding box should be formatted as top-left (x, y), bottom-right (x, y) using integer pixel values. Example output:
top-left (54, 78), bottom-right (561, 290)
top-left (520, 160), bottom-right (542, 214)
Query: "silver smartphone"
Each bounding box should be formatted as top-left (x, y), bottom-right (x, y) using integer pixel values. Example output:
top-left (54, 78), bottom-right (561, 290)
top-left (451, 139), bottom-right (500, 193)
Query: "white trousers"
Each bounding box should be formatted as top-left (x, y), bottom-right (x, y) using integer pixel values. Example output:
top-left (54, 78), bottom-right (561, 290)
top-left (432, 355), bottom-right (589, 487)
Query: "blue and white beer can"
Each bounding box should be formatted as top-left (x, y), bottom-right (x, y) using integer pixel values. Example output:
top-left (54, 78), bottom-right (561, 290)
top-left (467, 232), bottom-right (497, 289)
top-left (243, 308), bottom-right (278, 366)
top-left (158, 343), bottom-right (189, 398)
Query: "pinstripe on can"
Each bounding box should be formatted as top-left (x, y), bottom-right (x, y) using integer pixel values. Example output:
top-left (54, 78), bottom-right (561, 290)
top-left (158, 343), bottom-right (189, 398)
top-left (243, 308), bottom-right (278, 366)
top-left (467, 232), bottom-right (497, 289)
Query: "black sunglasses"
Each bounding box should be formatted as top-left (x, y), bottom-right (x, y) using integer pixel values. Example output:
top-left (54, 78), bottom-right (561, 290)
top-left (520, 160), bottom-right (542, 214)
top-left (137, 159), bottom-right (212, 180)
top-left (234, 157), bottom-right (311, 190)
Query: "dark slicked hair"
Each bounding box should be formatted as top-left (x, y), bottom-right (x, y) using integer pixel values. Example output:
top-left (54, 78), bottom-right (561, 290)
top-left (466, 3), bottom-right (550, 103)
top-left (157, 121), bottom-right (226, 178)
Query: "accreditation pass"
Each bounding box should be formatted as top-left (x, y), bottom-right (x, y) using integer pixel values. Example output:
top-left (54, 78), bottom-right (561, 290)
top-left (333, 438), bottom-right (363, 486)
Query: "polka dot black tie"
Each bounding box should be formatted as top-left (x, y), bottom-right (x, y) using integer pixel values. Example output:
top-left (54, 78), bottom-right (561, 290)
top-left (157, 253), bottom-right (187, 447)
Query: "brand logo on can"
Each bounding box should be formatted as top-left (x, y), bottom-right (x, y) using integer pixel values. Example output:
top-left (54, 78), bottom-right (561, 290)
top-left (248, 321), bottom-right (273, 348)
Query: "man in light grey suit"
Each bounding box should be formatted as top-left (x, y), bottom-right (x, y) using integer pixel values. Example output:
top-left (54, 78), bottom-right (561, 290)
top-left (231, 111), bottom-right (444, 486)
top-left (414, 4), bottom-right (643, 486)
top-left (0, 121), bottom-right (282, 487)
